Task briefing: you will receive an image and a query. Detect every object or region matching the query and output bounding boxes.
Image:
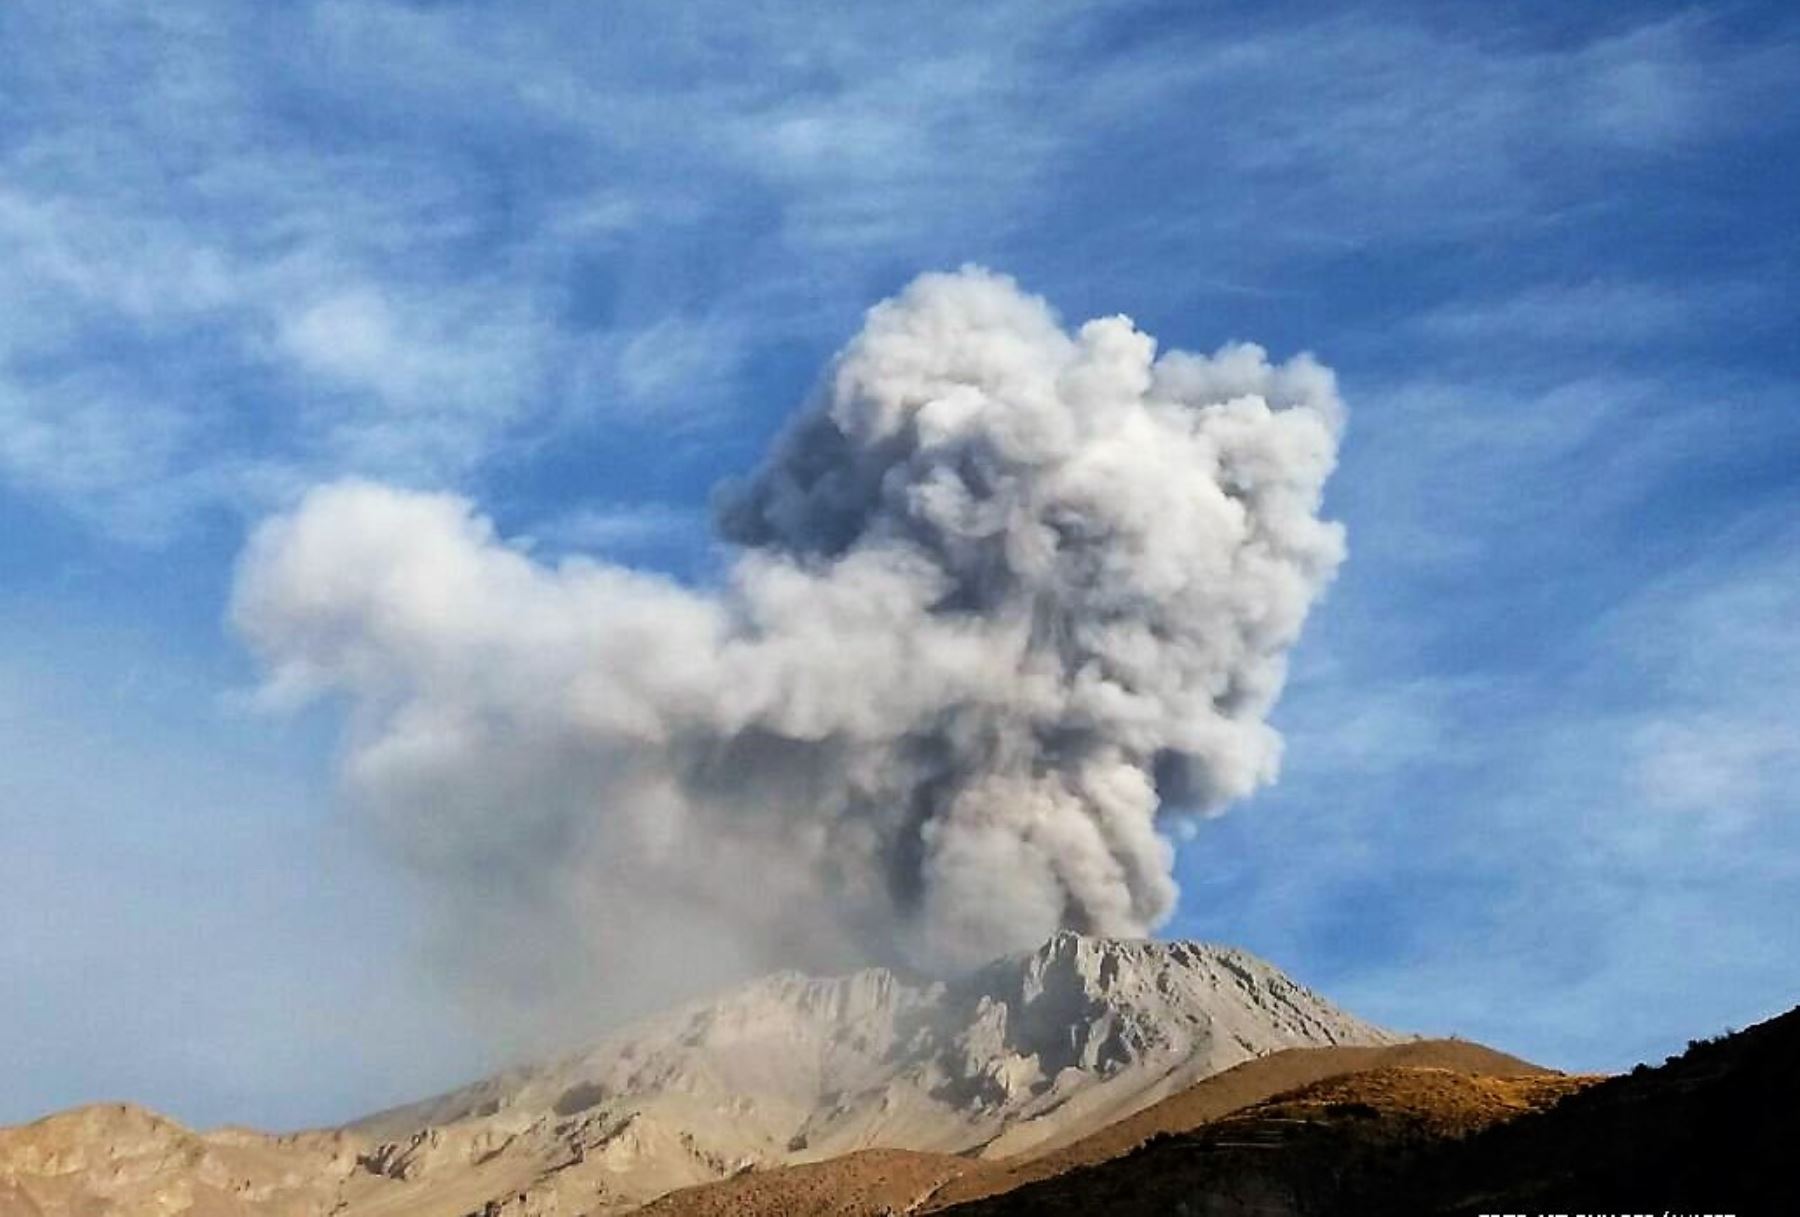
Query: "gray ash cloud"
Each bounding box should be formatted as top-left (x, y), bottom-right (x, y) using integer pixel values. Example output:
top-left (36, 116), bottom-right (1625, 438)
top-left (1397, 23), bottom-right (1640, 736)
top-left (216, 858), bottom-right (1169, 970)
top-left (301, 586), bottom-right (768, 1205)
top-left (232, 268), bottom-right (1345, 1041)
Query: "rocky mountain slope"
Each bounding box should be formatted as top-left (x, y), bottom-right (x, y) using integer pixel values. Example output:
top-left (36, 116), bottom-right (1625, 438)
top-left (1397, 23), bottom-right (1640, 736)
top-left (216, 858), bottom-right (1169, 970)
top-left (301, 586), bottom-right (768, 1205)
top-left (0, 932), bottom-right (1395, 1216)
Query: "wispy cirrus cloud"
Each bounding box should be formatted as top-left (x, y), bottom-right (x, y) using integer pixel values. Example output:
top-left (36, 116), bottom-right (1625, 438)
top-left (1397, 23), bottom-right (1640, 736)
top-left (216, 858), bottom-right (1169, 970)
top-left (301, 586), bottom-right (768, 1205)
top-left (1050, 9), bottom-right (1800, 273)
top-left (2, 2), bottom-right (1792, 540)
top-left (522, 501), bottom-right (710, 563)
top-left (1414, 278), bottom-right (1772, 348)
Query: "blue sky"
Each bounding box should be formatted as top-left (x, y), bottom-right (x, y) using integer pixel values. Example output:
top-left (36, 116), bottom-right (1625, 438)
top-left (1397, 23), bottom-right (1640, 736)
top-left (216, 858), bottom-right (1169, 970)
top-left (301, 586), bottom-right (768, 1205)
top-left (2, 1), bottom-right (1797, 1130)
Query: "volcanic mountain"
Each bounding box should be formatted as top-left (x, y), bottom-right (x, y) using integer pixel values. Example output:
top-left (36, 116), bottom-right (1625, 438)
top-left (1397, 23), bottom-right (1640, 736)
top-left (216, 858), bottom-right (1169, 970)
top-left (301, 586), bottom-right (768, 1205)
top-left (0, 932), bottom-right (1397, 1215)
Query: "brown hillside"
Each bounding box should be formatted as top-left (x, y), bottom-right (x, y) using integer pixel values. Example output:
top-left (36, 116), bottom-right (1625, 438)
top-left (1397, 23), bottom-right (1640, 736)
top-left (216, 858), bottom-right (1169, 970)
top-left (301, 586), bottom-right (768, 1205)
top-left (939, 1065), bottom-right (1597, 1216)
top-left (924, 1037), bottom-right (1546, 1208)
top-left (1248, 1066), bottom-right (1594, 1137)
top-left (632, 1039), bottom-right (1552, 1217)
top-left (634, 1148), bottom-right (999, 1217)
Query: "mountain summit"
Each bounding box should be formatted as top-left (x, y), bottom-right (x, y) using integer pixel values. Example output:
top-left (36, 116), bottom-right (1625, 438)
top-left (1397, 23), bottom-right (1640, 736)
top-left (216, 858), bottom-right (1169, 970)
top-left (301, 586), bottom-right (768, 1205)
top-left (0, 934), bottom-right (1397, 1216)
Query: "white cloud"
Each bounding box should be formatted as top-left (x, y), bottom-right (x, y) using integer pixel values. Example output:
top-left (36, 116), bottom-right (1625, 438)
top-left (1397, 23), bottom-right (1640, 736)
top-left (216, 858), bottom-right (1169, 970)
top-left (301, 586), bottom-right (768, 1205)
top-left (269, 281), bottom-right (555, 474)
top-left (1416, 279), bottom-right (1768, 347)
top-left (612, 315), bottom-right (744, 413)
top-left (1630, 717), bottom-right (1791, 824)
top-left (524, 501), bottom-right (708, 557)
top-left (1613, 529), bottom-right (1800, 829)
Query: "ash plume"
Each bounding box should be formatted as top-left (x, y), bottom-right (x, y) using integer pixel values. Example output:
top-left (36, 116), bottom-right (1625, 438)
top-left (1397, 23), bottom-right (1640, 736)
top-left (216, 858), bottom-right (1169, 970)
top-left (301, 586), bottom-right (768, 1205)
top-left (231, 268), bottom-right (1345, 1039)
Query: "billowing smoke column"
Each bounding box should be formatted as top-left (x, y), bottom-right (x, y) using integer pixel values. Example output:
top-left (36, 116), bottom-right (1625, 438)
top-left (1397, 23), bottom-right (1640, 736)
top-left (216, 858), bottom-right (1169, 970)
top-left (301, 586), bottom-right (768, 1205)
top-left (232, 268), bottom-right (1345, 1034)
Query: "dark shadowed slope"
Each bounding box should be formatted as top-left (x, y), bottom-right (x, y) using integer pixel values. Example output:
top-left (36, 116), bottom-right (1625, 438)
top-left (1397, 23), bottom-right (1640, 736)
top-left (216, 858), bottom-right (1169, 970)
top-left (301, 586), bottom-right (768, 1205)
top-left (939, 1003), bottom-right (1800, 1216)
top-left (1387, 1002), bottom-right (1800, 1214)
top-left (924, 1037), bottom-right (1547, 1209)
top-left (935, 1069), bottom-right (1597, 1216)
